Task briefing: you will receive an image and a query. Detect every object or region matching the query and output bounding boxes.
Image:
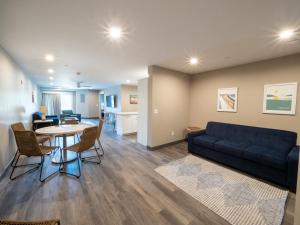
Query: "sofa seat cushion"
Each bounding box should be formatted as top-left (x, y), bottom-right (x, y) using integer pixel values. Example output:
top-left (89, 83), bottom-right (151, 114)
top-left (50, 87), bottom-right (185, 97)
top-left (214, 140), bottom-right (249, 157)
top-left (193, 135), bottom-right (219, 149)
top-left (243, 145), bottom-right (287, 170)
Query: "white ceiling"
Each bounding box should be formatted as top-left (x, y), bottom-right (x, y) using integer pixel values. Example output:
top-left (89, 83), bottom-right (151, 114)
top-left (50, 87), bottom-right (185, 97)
top-left (0, 0), bottom-right (300, 89)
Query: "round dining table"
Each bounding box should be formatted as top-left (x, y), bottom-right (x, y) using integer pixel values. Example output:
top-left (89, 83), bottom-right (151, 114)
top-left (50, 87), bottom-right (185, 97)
top-left (35, 123), bottom-right (92, 166)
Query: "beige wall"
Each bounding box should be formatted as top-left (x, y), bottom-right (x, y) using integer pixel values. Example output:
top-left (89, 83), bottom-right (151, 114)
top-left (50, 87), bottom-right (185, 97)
top-left (121, 85), bottom-right (138, 112)
top-left (148, 66), bottom-right (190, 147)
top-left (137, 78), bottom-right (149, 146)
top-left (189, 54), bottom-right (300, 144)
top-left (0, 46), bottom-right (39, 175)
top-left (75, 90), bottom-right (100, 118)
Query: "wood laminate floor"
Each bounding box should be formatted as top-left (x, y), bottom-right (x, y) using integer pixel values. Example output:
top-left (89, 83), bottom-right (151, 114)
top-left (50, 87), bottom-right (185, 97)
top-left (0, 120), bottom-right (295, 225)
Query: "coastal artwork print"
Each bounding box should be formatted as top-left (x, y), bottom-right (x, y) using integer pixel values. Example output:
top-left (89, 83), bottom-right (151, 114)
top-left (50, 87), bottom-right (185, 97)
top-left (263, 83), bottom-right (298, 115)
top-left (217, 88), bottom-right (238, 112)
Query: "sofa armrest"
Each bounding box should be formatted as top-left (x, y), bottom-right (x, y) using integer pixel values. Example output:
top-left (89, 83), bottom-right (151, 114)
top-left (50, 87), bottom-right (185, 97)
top-left (287, 146), bottom-right (299, 192)
top-left (188, 130), bottom-right (206, 140)
top-left (188, 130), bottom-right (206, 152)
top-left (76, 114), bottom-right (81, 121)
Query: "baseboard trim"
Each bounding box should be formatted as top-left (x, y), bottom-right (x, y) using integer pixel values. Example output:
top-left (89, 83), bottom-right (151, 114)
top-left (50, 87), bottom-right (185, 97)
top-left (147, 139), bottom-right (185, 150)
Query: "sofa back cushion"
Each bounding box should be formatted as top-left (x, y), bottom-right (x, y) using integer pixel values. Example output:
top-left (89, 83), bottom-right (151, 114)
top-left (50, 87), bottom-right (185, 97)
top-left (206, 122), bottom-right (297, 153)
top-left (62, 110), bottom-right (74, 115)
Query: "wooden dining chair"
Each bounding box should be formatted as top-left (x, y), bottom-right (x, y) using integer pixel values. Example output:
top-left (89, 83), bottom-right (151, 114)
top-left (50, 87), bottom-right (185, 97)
top-left (0, 219), bottom-right (60, 225)
top-left (61, 126), bottom-right (99, 178)
top-left (11, 122), bottom-right (52, 167)
top-left (10, 130), bottom-right (61, 181)
top-left (11, 122), bottom-right (51, 146)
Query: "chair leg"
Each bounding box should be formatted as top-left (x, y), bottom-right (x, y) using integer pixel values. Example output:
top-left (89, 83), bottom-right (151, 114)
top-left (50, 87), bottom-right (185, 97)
top-left (39, 154), bottom-right (60, 182)
top-left (39, 156), bottom-right (44, 181)
top-left (81, 146), bottom-right (101, 164)
top-left (97, 139), bottom-right (105, 156)
top-left (9, 154), bottom-right (41, 180)
top-left (10, 150), bottom-right (18, 166)
top-left (9, 153), bottom-right (20, 180)
top-left (59, 148), bottom-right (63, 171)
top-left (77, 152), bottom-right (81, 177)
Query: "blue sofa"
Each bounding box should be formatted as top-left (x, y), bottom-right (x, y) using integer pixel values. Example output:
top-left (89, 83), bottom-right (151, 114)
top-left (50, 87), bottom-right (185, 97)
top-left (32, 112), bottom-right (59, 130)
top-left (60, 110), bottom-right (81, 122)
top-left (188, 122), bottom-right (299, 192)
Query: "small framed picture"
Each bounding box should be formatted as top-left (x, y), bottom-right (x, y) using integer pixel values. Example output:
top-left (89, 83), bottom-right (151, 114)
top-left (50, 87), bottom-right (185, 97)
top-left (263, 82), bottom-right (298, 115)
top-left (217, 88), bottom-right (238, 112)
top-left (130, 95), bottom-right (138, 104)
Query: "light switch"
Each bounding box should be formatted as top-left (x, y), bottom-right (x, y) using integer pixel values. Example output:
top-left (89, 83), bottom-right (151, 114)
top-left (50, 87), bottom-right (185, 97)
top-left (154, 109), bottom-right (159, 114)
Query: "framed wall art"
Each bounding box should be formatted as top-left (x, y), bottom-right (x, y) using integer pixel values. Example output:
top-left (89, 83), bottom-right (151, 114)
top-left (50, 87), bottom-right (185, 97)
top-left (130, 95), bottom-right (138, 104)
top-left (263, 82), bottom-right (297, 115)
top-left (217, 87), bottom-right (238, 112)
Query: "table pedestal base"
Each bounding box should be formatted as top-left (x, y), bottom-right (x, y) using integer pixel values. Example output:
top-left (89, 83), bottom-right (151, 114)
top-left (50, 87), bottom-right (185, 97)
top-left (51, 150), bottom-right (77, 164)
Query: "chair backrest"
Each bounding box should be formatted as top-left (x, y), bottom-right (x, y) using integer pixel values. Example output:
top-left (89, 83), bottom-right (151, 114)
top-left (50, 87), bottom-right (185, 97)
top-left (14, 131), bottom-right (42, 156)
top-left (97, 119), bottom-right (104, 139)
top-left (11, 122), bottom-right (26, 132)
top-left (63, 119), bottom-right (79, 125)
top-left (79, 127), bottom-right (98, 151)
top-left (11, 122), bottom-right (26, 149)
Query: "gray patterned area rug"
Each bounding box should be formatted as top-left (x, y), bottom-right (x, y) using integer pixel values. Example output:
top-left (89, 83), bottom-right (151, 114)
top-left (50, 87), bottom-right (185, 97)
top-left (155, 155), bottom-right (288, 225)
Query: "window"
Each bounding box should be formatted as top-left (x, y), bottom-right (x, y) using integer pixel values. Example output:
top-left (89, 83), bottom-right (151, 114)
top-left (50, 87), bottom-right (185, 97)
top-left (61, 92), bottom-right (74, 111)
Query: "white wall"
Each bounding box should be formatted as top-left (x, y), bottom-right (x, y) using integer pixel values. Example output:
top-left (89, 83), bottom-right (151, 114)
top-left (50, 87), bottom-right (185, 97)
top-left (0, 46), bottom-right (39, 175)
top-left (103, 84), bottom-right (138, 113)
top-left (75, 90), bottom-right (100, 118)
top-left (103, 85), bottom-right (122, 113)
top-left (137, 78), bottom-right (148, 146)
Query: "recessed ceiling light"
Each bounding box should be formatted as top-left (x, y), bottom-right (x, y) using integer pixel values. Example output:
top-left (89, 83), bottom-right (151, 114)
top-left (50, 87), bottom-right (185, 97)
top-left (49, 76), bottom-right (54, 80)
top-left (107, 26), bottom-right (123, 40)
top-left (189, 57), bottom-right (199, 65)
top-left (279, 29), bottom-right (295, 40)
top-left (45, 54), bottom-right (55, 62)
top-left (126, 80), bottom-right (131, 83)
top-left (48, 69), bottom-right (54, 74)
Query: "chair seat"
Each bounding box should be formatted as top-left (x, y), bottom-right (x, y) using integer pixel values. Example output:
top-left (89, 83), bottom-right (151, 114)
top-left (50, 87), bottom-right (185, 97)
top-left (193, 135), bottom-right (219, 148)
top-left (214, 140), bottom-right (249, 157)
top-left (64, 143), bottom-right (81, 152)
top-left (243, 145), bottom-right (287, 170)
top-left (41, 146), bottom-right (57, 155)
top-left (36, 135), bottom-right (51, 144)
